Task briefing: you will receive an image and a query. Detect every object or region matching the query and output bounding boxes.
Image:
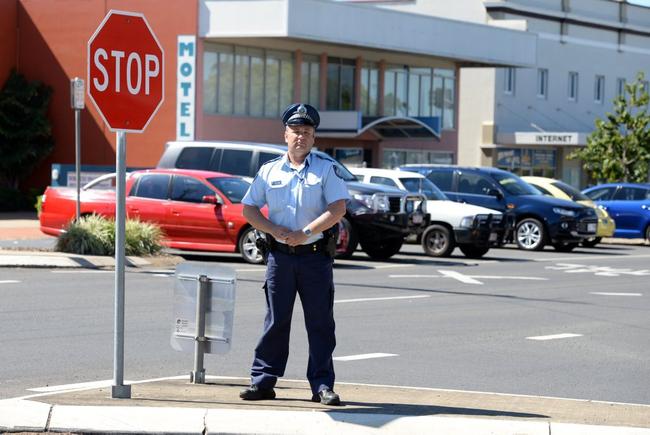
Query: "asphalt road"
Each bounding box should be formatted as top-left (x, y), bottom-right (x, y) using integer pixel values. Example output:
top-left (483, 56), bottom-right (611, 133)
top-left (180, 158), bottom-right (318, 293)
top-left (1, 243), bottom-right (649, 405)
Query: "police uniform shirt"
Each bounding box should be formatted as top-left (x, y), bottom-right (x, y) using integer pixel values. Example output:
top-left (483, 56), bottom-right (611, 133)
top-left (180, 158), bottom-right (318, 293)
top-left (242, 152), bottom-right (349, 244)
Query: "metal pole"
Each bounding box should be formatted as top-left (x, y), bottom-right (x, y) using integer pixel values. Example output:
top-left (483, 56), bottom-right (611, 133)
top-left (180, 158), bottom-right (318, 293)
top-left (74, 109), bottom-right (81, 221)
top-left (112, 130), bottom-right (131, 399)
top-left (191, 275), bottom-right (208, 384)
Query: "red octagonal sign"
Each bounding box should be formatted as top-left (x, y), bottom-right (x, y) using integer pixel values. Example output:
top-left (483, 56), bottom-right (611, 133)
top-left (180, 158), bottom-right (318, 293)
top-left (87, 10), bottom-right (164, 133)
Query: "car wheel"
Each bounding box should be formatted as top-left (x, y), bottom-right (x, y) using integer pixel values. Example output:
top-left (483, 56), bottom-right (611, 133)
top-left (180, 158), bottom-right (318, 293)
top-left (335, 217), bottom-right (358, 259)
top-left (645, 225), bottom-right (650, 244)
top-left (553, 241), bottom-right (578, 252)
top-left (515, 218), bottom-right (546, 251)
top-left (238, 227), bottom-right (264, 264)
top-left (361, 237), bottom-right (404, 260)
top-left (421, 224), bottom-right (455, 257)
top-left (581, 237), bottom-right (601, 248)
top-left (458, 245), bottom-right (489, 258)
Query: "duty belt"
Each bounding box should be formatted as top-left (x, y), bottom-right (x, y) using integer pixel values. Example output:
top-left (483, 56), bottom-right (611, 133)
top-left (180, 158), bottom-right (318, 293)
top-left (270, 239), bottom-right (326, 255)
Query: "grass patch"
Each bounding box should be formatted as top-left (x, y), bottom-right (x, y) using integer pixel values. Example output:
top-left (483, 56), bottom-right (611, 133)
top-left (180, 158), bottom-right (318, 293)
top-left (55, 214), bottom-right (163, 256)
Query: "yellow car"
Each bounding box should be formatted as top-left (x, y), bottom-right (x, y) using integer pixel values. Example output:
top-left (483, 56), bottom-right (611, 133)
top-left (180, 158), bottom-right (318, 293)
top-left (522, 176), bottom-right (615, 247)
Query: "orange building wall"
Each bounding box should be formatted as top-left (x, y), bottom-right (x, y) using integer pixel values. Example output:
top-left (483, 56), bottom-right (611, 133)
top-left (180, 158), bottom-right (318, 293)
top-left (0, 0), bottom-right (18, 86)
top-left (15, 0), bottom-right (198, 191)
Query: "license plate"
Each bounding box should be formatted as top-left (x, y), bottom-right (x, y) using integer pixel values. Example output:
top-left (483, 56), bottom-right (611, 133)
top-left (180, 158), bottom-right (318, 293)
top-left (489, 232), bottom-right (498, 242)
top-left (412, 214), bottom-right (423, 224)
top-left (587, 223), bottom-right (596, 232)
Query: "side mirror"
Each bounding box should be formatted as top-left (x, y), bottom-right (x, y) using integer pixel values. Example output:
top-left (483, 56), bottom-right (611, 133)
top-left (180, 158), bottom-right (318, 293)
top-left (487, 188), bottom-right (503, 200)
top-left (202, 195), bottom-right (221, 205)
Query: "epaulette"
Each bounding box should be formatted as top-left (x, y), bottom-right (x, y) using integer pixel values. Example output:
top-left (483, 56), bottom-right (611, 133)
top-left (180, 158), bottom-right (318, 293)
top-left (260, 155), bottom-right (283, 169)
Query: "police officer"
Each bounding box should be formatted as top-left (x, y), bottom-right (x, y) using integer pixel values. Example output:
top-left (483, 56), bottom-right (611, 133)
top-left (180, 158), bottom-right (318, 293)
top-left (239, 103), bottom-right (349, 406)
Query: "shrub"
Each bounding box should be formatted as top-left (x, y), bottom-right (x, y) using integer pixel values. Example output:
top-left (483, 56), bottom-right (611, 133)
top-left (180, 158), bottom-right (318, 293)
top-left (55, 214), bottom-right (163, 256)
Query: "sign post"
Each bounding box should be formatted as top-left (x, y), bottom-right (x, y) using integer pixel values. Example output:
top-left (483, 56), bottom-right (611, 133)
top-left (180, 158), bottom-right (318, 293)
top-left (70, 78), bottom-right (85, 221)
top-left (87, 10), bottom-right (164, 399)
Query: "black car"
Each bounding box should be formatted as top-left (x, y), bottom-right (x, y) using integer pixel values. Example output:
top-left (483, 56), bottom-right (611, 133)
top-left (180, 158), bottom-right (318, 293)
top-left (158, 141), bottom-right (428, 259)
top-left (399, 165), bottom-right (598, 252)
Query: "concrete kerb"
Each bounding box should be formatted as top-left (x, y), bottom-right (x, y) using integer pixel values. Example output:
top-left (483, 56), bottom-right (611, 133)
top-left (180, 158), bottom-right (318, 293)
top-left (2, 377), bottom-right (649, 434)
top-left (0, 248), bottom-right (183, 269)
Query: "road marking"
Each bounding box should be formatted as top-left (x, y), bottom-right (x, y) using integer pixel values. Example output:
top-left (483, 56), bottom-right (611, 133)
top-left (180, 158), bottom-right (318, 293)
top-left (590, 292), bottom-right (643, 296)
top-left (526, 333), bottom-right (583, 341)
top-left (51, 270), bottom-right (112, 274)
top-left (546, 263), bottom-right (650, 277)
top-left (538, 253), bottom-right (650, 262)
top-left (335, 295), bottom-right (430, 304)
top-left (28, 379), bottom-right (115, 392)
top-left (0, 280), bottom-right (20, 284)
top-left (333, 353), bottom-right (397, 361)
top-left (372, 264), bottom-right (415, 269)
top-left (389, 271), bottom-right (547, 285)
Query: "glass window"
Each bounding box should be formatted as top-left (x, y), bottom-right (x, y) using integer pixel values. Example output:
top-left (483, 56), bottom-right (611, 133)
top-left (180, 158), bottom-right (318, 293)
top-left (301, 54), bottom-right (320, 109)
top-left (595, 75), bottom-right (605, 104)
top-left (458, 172), bottom-right (495, 195)
top-left (537, 68), bottom-right (548, 99)
top-left (442, 74), bottom-right (455, 129)
top-left (504, 67), bottom-right (515, 95)
top-left (534, 184), bottom-right (553, 196)
top-left (585, 187), bottom-right (615, 201)
top-left (432, 69), bottom-right (455, 129)
top-left (395, 69), bottom-right (407, 116)
top-left (203, 44), bottom-right (293, 118)
top-left (617, 78), bottom-right (626, 98)
top-left (568, 71), bottom-right (578, 101)
top-left (491, 172), bottom-right (540, 196)
top-left (171, 175), bottom-right (214, 203)
top-left (551, 180), bottom-right (590, 201)
top-left (257, 152), bottom-right (280, 171)
top-left (400, 177), bottom-right (446, 200)
top-left (208, 177), bottom-right (250, 204)
top-left (369, 176), bottom-right (398, 187)
top-left (132, 174), bottom-right (170, 200)
top-left (614, 187), bottom-right (648, 200)
top-left (176, 147), bottom-right (213, 170)
top-left (426, 170), bottom-right (453, 191)
top-left (220, 149), bottom-right (252, 177)
top-left (326, 57), bottom-right (356, 110)
top-left (360, 62), bottom-right (379, 116)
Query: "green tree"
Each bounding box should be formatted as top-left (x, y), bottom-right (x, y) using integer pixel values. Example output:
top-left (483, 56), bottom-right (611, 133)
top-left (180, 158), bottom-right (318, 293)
top-left (569, 72), bottom-right (650, 183)
top-left (0, 70), bottom-right (54, 190)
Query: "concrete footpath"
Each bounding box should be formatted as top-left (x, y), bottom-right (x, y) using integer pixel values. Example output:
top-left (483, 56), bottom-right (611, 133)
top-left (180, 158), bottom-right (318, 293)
top-left (1, 212), bottom-right (649, 434)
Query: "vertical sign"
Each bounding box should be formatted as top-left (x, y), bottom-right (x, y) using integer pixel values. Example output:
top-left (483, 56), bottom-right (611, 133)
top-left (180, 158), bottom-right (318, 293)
top-left (177, 35), bottom-right (196, 141)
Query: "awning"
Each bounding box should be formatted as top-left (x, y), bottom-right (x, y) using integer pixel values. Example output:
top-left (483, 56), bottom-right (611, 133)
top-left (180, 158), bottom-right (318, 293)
top-left (316, 111), bottom-right (440, 139)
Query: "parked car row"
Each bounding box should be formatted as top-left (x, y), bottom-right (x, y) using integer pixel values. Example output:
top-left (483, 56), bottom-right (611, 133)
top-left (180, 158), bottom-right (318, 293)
top-left (40, 141), bottom-right (649, 265)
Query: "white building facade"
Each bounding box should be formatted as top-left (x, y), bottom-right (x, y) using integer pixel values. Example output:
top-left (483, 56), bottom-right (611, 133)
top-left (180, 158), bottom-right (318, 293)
top-left (384, 0), bottom-right (650, 187)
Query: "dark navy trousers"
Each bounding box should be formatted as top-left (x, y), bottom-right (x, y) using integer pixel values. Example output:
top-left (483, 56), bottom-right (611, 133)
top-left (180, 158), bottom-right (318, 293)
top-left (250, 250), bottom-right (336, 395)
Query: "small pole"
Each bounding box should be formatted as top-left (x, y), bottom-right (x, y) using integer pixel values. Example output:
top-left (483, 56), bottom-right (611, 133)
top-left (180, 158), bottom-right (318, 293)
top-left (70, 77), bottom-right (84, 221)
top-left (112, 130), bottom-right (131, 399)
top-left (191, 275), bottom-right (209, 384)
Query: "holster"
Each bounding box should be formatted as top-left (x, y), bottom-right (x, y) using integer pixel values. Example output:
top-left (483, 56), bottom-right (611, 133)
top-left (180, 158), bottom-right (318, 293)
top-left (254, 230), bottom-right (270, 264)
top-left (322, 224), bottom-right (339, 258)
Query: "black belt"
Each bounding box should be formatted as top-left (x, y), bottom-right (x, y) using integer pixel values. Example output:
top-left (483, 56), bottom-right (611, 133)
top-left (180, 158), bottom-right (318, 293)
top-left (271, 239), bottom-right (325, 255)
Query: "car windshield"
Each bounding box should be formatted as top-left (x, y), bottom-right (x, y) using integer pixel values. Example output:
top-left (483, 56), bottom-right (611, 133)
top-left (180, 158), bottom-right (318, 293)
top-left (492, 172), bottom-right (541, 196)
top-left (208, 177), bottom-right (250, 204)
top-left (400, 177), bottom-right (447, 200)
top-left (551, 180), bottom-right (590, 201)
top-left (312, 151), bottom-right (357, 182)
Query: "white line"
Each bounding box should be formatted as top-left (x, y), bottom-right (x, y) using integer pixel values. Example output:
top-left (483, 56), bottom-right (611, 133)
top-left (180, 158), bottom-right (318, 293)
top-left (536, 253), bottom-right (650, 262)
top-left (50, 270), bottom-right (112, 274)
top-left (469, 276), bottom-right (547, 280)
top-left (438, 270), bottom-right (483, 284)
top-left (0, 280), bottom-right (20, 284)
top-left (526, 333), bottom-right (583, 341)
top-left (333, 353), bottom-right (397, 361)
top-left (590, 292), bottom-right (643, 296)
top-left (28, 379), bottom-right (115, 392)
top-left (372, 264), bottom-right (415, 269)
top-left (335, 295), bottom-right (430, 304)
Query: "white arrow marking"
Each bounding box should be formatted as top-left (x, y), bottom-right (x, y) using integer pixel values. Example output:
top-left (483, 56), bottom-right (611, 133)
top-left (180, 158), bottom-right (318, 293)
top-left (389, 272), bottom-right (547, 286)
top-left (334, 353), bottom-right (397, 361)
top-left (438, 270), bottom-right (484, 284)
top-left (526, 333), bottom-right (583, 341)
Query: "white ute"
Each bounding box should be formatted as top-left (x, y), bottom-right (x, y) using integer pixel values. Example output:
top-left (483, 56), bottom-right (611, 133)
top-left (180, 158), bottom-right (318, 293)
top-left (350, 168), bottom-right (506, 258)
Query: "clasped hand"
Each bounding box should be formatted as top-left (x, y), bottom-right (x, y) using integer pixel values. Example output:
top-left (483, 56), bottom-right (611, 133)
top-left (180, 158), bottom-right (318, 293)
top-left (272, 226), bottom-right (308, 247)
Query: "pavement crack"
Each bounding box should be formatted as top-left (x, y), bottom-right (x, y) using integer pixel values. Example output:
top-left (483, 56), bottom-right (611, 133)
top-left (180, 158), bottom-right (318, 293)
top-left (45, 403), bottom-right (54, 431)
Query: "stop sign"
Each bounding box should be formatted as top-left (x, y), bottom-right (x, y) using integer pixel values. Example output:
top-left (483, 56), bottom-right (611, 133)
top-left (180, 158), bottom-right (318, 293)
top-left (87, 10), bottom-right (164, 132)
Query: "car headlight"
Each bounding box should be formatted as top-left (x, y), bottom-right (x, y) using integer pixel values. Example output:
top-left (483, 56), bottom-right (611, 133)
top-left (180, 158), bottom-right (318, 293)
top-left (459, 216), bottom-right (475, 228)
top-left (353, 194), bottom-right (390, 211)
top-left (595, 206), bottom-right (610, 218)
top-left (552, 207), bottom-right (576, 217)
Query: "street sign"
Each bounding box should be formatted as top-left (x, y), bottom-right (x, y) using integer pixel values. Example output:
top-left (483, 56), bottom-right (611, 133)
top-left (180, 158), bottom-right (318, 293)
top-left (87, 10), bottom-right (164, 133)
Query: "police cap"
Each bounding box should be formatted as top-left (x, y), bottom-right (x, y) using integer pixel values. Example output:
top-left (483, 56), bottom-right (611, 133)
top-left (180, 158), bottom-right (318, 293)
top-left (282, 103), bottom-right (320, 129)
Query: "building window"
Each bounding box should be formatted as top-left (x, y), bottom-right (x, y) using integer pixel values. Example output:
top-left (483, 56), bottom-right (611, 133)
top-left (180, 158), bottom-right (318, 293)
top-left (568, 71), bottom-right (578, 102)
top-left (301, 54), bottom-right (320, 109)
top-left (616, 78), bottom-right (626, 97)
top-left (504, 67), bottom-right (515, 95)
top-left (383, 65), bottom-right (408, 116)
top-left (203, 43), bottom-right (294, 118)
top-left (360, 62), bottom-right (379, 116)
top-left (594, 75), bottom-right (605, 104)
top-left (434, 69), bottom-right (456, 129)
top-left (382, 149), bottom-right (453, 169)
top-left (326, 57), bottom-right (356, 110)
top-left (537, 68), bottom-right (548, 99)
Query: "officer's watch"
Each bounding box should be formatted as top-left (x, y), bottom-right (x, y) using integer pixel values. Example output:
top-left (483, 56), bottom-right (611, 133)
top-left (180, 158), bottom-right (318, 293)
top-left (302, 227), bottom-right (312, 236)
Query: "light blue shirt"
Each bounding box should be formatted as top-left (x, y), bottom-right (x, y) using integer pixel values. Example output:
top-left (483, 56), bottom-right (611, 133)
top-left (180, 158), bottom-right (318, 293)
top-left (242, 152), bottom-right (350, 244)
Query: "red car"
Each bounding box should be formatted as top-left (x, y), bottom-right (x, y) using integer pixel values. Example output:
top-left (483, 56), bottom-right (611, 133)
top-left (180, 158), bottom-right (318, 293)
top-left (40, 168), bottom-right (264, 263)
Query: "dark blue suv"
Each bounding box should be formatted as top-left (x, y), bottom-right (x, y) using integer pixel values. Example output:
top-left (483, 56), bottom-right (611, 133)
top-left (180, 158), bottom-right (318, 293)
top-left (399, 165), bottom-right (598, 252)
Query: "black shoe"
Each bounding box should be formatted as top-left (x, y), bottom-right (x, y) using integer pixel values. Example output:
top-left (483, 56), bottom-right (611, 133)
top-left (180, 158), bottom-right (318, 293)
top-left (239, 385), bottom-right (276, 400)
top-left (311, 388), bottom-right (341, 406)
